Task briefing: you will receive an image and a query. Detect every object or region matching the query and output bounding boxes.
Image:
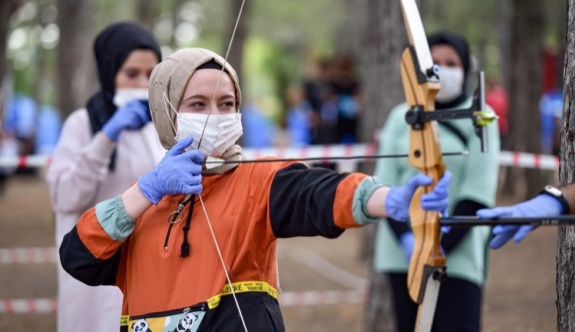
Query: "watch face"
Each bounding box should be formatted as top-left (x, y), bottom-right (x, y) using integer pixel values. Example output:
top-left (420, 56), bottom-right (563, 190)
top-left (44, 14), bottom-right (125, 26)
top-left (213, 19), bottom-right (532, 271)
top-left (545, 185), bottom-right (562, 197)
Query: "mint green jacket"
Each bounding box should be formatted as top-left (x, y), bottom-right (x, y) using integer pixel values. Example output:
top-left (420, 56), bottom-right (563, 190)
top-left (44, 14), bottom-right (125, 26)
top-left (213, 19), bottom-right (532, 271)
top-left (373, 98), bottom-right (500, 286)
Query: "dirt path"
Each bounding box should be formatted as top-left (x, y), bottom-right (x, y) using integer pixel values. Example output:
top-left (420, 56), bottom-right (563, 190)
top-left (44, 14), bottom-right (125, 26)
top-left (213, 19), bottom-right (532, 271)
top-left (0, 175), bottom-right (558, 331)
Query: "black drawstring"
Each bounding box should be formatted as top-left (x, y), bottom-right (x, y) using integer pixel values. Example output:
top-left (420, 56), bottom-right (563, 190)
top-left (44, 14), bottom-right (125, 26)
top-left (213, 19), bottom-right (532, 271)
top-left (180, 195), bottom-right (196, 258)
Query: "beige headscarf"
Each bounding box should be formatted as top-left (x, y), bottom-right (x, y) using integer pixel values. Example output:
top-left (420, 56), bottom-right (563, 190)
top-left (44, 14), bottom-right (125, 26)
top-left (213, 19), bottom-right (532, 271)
top-left (149, 48), bottom-right (245, 174)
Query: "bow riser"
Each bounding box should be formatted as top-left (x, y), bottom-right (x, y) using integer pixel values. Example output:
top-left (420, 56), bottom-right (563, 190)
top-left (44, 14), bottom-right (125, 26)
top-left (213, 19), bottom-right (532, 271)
top-left (400, 36), bottom-right (447, 305)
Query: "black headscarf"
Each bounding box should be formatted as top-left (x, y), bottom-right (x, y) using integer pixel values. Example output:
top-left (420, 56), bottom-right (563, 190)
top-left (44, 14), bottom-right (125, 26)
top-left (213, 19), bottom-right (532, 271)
top-left (85, 22), bottom-right (161, 169)
top-left (427, 32), bottom-right (471, 109)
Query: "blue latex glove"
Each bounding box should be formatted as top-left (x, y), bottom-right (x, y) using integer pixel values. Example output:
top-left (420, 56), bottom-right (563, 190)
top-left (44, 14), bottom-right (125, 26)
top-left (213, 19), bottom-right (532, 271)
top-left (385, 171), bottom-right (452, 222)
top-left (399, 230), bottom-right (449, 262)
top-left (102, 100), bottom-right (151, 142)
top-left (137, 137), bottom-right (204, 204)
top-left (399, 232), bottom-right (415, 262)
top-left (477, 194), bottom-right (564, 249)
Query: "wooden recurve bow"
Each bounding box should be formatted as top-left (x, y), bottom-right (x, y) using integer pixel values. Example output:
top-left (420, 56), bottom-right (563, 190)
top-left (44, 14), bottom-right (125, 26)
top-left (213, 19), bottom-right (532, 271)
top-left (399, 0), bottom-right (446, 331)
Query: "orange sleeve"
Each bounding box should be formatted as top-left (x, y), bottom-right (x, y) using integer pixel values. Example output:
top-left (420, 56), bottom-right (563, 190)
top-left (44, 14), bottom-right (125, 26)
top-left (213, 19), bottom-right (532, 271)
top-left (333, 173), bottom-right (368, 229)
top-left (77, 208), bottom-right (124, 260)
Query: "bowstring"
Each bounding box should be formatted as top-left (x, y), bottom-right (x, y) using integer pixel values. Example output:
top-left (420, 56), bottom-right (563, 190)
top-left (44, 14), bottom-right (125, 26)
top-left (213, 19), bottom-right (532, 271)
top-left (195, 1), bottom-right (249, 331)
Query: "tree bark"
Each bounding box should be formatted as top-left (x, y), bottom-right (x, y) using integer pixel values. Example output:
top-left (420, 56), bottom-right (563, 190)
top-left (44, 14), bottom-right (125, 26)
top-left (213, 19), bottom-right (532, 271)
top-left (0, 1), bottom-right (14, 83)
top-left (56, 0), bottom-right (94, 119)
top-left (507, 0), bottom-right (545, 199)
top-left (557, 2), bottom-right (575, 331)
top-left (498, 0), bottom-right (515, 194)
top-left (169, 0), bottom-right (184, 49)
top-left (136, 0), bottom-right (160, 31)
top-left (363, 269), bottom-right (396, 332)
top-left (360, 0), bottom-right (413, 331)
top-left (0, 2), bottom-right (11, 124)
top-left (223, 0), bottom-right (251, 88)
top-left (498, 1), bottom-right (513, 95)
top-left (33, 0), bottom-right (51, 105)
top-left (0, 0), bottom-right (22, 124)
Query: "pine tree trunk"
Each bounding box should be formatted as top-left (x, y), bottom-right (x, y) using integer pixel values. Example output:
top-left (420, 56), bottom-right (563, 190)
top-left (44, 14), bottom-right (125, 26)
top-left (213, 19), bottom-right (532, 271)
top-left (557, 1), bottom-right (575, 330)
top-left (507, 0), bottom-right (545, 199)
top-left (224, 0), bottom-right (251, 88)
top-left (136, 0), bottom-right (159, 31)
top-left (360, 0), bottom-right (413, 331)
top-left (0, 1), bottom-right (13, 83)
top-left (56, 0), bottom-right (94, 118)
top-left (0, 0), bottom-right (21, 113)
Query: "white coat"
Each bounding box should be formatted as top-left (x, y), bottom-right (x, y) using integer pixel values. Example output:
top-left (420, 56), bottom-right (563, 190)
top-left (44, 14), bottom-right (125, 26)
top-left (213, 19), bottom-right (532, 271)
top-left (46, 108), bottom-right (165, 332)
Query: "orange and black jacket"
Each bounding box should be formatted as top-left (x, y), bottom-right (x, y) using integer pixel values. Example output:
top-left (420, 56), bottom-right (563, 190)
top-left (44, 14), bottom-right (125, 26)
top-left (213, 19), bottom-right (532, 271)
top-left (60, 160), bottom-right (375, 332)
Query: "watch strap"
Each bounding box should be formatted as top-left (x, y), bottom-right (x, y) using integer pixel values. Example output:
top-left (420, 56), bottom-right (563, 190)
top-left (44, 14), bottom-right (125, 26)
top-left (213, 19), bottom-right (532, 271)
top-left (540, 185), bottom-right (570, 215)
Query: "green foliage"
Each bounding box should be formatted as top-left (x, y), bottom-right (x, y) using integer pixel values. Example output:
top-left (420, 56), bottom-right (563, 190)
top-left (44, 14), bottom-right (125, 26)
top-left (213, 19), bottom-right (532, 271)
top-left (242, 37), bottom-right (302, 122)
top-left (192, 0), bottom-right (346, 122)
top-left (5, 0), bottom-right (569, 118)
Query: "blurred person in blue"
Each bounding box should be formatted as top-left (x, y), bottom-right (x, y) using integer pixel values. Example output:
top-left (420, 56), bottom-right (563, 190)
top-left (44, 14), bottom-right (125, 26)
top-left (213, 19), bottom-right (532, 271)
top-left (45, 22), bottom-right (165, 332)
top-left (302, 58), bottom-right (334, 144)
top-left (241, 101), bottom-right (277, 148)
top-left (0, 89), bottom-right (18, 194)
top-left (285, 85), bottom-right (313, 147)
top-left (5, 94), bottom-right (38, 155)
top-left (540, 89), bottom-right (563, 155)
top-left (332, 54), bottom-right (361, 144)
top-left (35, 105), bottom-right (62, 156)
top-left (370, 32), bottom-right (500, 332)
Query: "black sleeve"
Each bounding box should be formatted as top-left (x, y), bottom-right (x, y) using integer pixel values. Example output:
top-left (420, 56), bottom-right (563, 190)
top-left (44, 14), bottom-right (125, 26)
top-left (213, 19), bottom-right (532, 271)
top-left (59, 226), bottom-right (121, 286)
top-left (269, 163), bottom-right (349, 239)
top-left (441, 199), bottom-right (488, 254)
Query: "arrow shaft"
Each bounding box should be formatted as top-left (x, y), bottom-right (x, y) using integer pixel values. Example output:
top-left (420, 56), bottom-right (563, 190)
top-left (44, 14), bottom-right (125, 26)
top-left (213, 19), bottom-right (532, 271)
top-left (440, 216), bottom-right (575, 227)
top-left (204, 151), bottom-right (468, 164)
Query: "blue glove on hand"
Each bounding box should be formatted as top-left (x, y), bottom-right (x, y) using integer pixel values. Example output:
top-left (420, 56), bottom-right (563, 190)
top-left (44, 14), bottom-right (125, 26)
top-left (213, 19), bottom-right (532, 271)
top-left (102, 100), bottom-right (151, 142)
top-left (137, 137), bottom-right (204, 205)
top-left (477, 194), bottom-right (564, 249)
top-left (399, 229), bottom-right (450, 262)
top-left (399, 232), bottom-right (415, 262)
top-left (385, 171), bottom-right (452, 221)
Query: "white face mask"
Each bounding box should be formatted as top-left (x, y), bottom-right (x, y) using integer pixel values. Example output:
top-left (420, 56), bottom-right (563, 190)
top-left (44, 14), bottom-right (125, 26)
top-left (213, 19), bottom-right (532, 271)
top-left (436, 66), bottom-right (464, 103)
top-left (113, 88), bottom-right (149, 108)
top-left (175, 113), bottom-right (243, 157)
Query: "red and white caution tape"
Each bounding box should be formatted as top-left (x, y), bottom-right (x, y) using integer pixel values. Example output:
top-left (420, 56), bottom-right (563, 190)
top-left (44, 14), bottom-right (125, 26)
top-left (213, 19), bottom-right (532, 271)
top-left (0, 155), bottom-right (51, 169)
top-left (0, 247), bottom-right (57, 264)
top-left (0, 245), bottom-right (366, 312)
top-left (0, 145), bottom-right (559, 170)
top-left (0, 298), bottom-right (57, 313)
top-left (499, 151), bottom-right (559, 170)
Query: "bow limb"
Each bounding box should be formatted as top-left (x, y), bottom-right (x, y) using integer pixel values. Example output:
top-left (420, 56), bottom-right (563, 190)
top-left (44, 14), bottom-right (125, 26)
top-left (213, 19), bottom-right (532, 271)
top-left (399, 0), bottom-right (446, 331)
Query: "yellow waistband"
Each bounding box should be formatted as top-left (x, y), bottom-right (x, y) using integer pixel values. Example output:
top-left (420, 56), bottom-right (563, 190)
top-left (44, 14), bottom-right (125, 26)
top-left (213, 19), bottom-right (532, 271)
top-left (207, 280), bottom-right (278, 309)
top-left (120, 280), bottom-right (278, 326)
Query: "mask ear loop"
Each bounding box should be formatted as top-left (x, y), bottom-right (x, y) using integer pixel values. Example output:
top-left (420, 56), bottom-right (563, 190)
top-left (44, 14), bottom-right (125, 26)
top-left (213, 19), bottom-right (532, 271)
top-left (162, 91), bottom-right (178, 133)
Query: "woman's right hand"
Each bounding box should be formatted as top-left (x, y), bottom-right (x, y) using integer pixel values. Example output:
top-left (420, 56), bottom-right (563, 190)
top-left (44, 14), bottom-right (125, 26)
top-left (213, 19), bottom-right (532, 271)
top-left (137, 137), bottom-right (204, 204)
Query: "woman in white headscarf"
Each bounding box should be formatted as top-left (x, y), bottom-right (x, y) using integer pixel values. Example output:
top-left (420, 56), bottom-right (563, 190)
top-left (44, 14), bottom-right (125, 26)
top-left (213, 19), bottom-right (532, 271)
top-left (59, 47), bottom-right (452, 332)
